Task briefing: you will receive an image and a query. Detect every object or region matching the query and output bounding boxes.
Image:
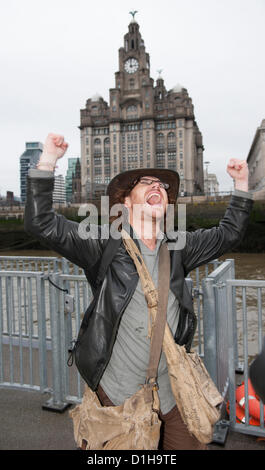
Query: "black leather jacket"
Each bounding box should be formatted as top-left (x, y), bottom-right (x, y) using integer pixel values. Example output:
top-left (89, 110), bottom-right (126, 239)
top-left (25, 175), bottom-right (253, 390)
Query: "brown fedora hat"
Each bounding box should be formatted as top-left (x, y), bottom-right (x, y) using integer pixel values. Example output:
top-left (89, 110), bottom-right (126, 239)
top-left (106, 168), bottom-right (179, 207)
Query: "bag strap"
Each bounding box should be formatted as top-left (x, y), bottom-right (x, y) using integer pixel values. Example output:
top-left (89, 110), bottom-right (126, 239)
top-left (146, 242), bottom-right (170, 384)
top-left (95, 235), bottom-right (122, 288)
top-left (121, 230), bottom-right (170, 386)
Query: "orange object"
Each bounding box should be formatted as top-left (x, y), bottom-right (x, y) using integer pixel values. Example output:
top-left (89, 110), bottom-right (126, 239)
top-left (226, 401), bottom-right (260, 426)
top-left (235, 379), bottom-right (265, 423)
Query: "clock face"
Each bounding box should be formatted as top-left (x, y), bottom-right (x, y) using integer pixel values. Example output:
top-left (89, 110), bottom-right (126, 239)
top-left (124, 57), bottom-right (139, 74)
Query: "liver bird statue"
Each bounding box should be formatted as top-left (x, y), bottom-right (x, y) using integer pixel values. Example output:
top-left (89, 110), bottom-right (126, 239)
top-left (129, 10), bottom-right (138, 20)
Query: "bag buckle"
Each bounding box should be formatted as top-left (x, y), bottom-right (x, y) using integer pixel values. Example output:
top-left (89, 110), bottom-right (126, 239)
top-left (145, 378), bottom-right (159, 391)
top-left (147, 289), bottom-right (158, 308)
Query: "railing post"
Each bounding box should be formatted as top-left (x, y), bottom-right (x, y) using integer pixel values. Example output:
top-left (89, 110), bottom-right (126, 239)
top-left (202, 277), bottom-right (218, 385)
top-left (36, 274), bottom-right (47, 392)
top-left (0, 276), bottom-right (3, 384)
top-left (42, 273), bottom-right (70, 412)
top-left (227, 279), bottom-right (240, 430)
top-left (225, 259), bottom-right (242, 373)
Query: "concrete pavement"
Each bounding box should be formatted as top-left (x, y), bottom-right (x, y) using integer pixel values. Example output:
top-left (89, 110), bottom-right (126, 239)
top-left (1, 387), bottom-right (265, 451)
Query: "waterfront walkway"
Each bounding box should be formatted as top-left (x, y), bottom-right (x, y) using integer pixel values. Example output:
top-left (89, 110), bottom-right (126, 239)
top-left (1, 387), bottom-right (265, 451)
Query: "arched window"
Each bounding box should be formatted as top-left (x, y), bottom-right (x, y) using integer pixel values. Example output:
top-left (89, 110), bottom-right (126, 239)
top-left (156, 133), bottom-right (165, 149)
top-left (168, 132), bottom-right (175, 140)
top-left (104, 138), bottom-right (110, 156)
top-left (94, 138), bottom-right (101, 157)
top-left (167, 132), bottom-right (176, 150)
top-left (156, 133), bottom-right (164, 141)
top-left (127, 105), bottom-right (137, 113)
top-left (126, 105), bottom-right (138, 119)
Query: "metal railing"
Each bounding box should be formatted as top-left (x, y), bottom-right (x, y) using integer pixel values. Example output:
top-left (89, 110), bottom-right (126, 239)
top-left (0, 271), bottom-right (47, 393)
top-left (0, 257), bottom-right (222, 408)
top-left (0, 255), bottom-right (218, 358)
top-left (227, 279), bottom-right (265, 438)
top-left (0, 268), bottom-right (86, 411)
top-left (0, 256), bottom-right (59, 273)
top-left (202, 259), bottom-right (235, 396)
top-left (0, 256), bottom-right (83, 275)
top-left (48, 272), bottom-right (93, 406)
top-left (188, 259), bottom-right (222, 356)
top-left (1, 256), bottom-right (264, 441)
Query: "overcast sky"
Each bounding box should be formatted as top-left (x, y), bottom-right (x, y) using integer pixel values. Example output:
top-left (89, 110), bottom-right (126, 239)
top-left (1, 0), bottom-right (264, 196)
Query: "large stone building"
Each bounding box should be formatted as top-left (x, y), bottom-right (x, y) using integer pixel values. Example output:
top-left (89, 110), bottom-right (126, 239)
top-left (204, 170), bottom-right (219, 196)
top-left (247, 119), bottom-right (265, 194)
top-left (80, 15), bottom-right (204, 200)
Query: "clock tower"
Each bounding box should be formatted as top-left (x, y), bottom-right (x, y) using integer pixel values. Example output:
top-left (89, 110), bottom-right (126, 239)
top-left (115, 18), bottom-right (151, 91)
top-left (109, 16), bottom-right (154, 121)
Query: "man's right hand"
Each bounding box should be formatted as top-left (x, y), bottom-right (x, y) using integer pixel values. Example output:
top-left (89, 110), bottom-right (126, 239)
top-left (38, 133), bottom-right (69, 170)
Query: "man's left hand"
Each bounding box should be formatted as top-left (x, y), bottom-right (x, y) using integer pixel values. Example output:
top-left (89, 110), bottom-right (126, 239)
top-left (227, 158), bottom-right (249, 192)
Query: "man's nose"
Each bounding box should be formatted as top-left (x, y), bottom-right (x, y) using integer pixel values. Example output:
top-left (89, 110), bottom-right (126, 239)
top-left (151, 181), bottom-right (160, 189)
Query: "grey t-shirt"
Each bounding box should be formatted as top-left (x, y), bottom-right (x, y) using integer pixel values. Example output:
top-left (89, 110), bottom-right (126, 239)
top-left (100, 234), bottom-right (179, 414)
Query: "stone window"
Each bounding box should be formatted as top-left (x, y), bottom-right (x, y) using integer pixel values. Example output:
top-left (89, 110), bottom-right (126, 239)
top-left (104, 138), bottom-right (110, 155)
top-left (94, 156), bottom-right (101, 165)
top-left (156, 133), bottom-right (165, 150)
top-left (127, 105), bottom-right (137, 113)
top-left (167, 132), bottom-right (176, 150)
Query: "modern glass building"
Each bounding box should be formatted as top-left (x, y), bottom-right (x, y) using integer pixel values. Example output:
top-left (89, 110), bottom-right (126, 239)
top-left (65, 157), bottom-right (80, 202)
top-left (20, 142), bottom-right (43, 203)
top-left (53, 174), bottom-right (66, 204)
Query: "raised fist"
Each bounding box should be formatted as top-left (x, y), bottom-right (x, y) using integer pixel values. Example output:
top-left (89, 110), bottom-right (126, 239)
top-left (226, 158), bottom-right (248, 181)
top-left (226, 158), bottom-right (249, 192)
top-left (42, 133), bottom-right (69, 163)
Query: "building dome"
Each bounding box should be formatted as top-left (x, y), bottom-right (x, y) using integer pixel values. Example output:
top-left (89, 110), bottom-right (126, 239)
top-left (172, 83), bottom-right (184, 93)
top-left (91, 93), bottom-right (102, 102)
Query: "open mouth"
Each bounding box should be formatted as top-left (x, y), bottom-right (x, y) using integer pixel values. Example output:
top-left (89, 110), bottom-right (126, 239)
top-left (146, 192), bottom-right (162, 206)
